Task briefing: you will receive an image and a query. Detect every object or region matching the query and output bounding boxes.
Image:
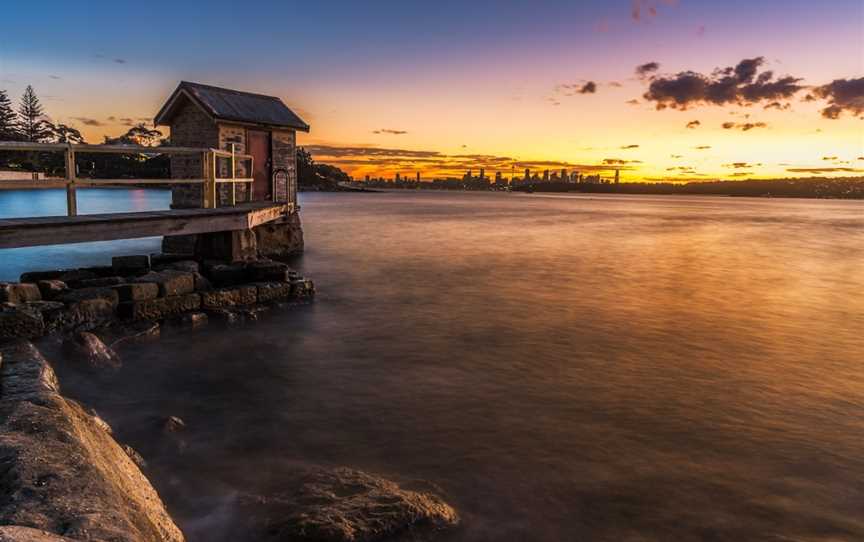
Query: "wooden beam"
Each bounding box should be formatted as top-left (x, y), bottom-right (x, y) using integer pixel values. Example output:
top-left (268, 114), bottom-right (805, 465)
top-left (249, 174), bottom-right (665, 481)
top-left (0, 203), bottom-right (287, 249)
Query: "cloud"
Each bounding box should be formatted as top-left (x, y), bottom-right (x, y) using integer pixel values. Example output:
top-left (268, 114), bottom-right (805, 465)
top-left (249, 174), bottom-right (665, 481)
top-left (636, 62), bottom-right (660, 79)
top-left (607, 81), bottom-right (623, 88)
top-left (786, 167), bottom-right (864, 174)
top-left (812, 77), bottom-right (864, 119)
top-left (603, 158), bottom-right (643, 165)
top-left (72, 117), bottom-right (103, 127)
top-left (729, 172), bottom-right (753, 177)
top-left (554, 81), bottom-right (597, 96)
top-left (822, 156), bottom-right (838, 161)
top-left (723, 162), bottom-right (762, 168)
top-left (620, 144), bottom-right (639, 149)
top-left (670, 154), bottom-right (683, 159)
top-left (113, 58), bottom-right (127, 64)
top-left (632, 0), bottom-right (678, 21)
top-left (686, 120), bottom-right (701, 129)
top-left (625, 99), bottom-right (640, 105)
top-left (48, 75), bottom-right (61, 80)
top-left (372, 129), bottom-right (408, 135)
top-left (694, 145), bottom-right (711, 150)
top-left (764, 101), bottom-right (791, 110)
top-left (696, 25), bottom-right (706, 37)
top-left (722, 121), bottom-right (768, 131)
top-left (579, 81), bottom-right (597, 94)
top-left (641, 57), bottom-right (804, 110)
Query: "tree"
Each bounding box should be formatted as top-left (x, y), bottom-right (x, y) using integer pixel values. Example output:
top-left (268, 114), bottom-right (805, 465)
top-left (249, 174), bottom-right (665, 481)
top-left (0, 89), bottom-right (19, 140)
top-left (103, 123), bottom-right (164, 146)
top-left (18, 85), bottom-right (52, 142)
top-left (48, 123), bottom-right (85, 144)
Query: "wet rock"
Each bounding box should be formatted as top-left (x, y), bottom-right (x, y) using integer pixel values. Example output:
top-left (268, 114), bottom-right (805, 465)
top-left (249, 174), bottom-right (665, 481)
top-left (134, 270), bottom-right (195, 297)
top-left (255, 281), bottom-right (293, 303)
top-left (177, 311), bottom-right (208, 329)
top-left (241, 467), bottom-right (458, 542)
top-left (112, 254), bottom-right (150, 275)
top-left (91, 412), bottom-right (113, 435)
top-left (206, 262), bottom-right (248, 287)
top-left (156, 260), bottom-right (200, 274)
top-left (114, 282), bottom-right (160, 302)
top-left (62, 331), bottom-right (121, 370)
top-left (192, 272), bottom-right (212, 292)
top-left (291, 279), bottom-right (316, 299)
top-left (162, 415), bottom-right (186, 433)
top-left (254, 214), bottom-right (305, 259)
top-left (0, 283), bottom-right (42, 305)
top-left (205, 308), bottom-right (242, 325)
top-left (121, 444), bottom-right (148, 469)
top-left (21, 302), bottom-right (66, 334)
top-left (74, 276), bottom-right (125, 288)
top-left (0, 525), bottom-right (79, 541)
top-left (0, 304), bottom-right (45, 340)
top-left (20, 269), bottom-right (97, 284)
top-left (118, 293), bottom-right (201, 321)
top-left (0, 341), bottom-right (185, 542)
top-left (236, 305), bottom-right (270, 322)
top-left (59, 287), bottom-right (119, 308)
top-left (35, 280), bottom-right (68, 301)
top-left (150, 253), bottom-right (195, 268)
top-left (246, 260), bottom-right (291, 282)
top-left (57, 288), bottom-right (118, 329)
top-left (201, 285), bottom-right (257, 309)
top-left (101, 321), bottom-right (161, 349)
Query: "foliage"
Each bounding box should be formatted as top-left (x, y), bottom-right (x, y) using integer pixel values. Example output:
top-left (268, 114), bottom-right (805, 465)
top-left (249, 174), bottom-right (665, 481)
top-left (0, 90), bottom-right (19, 141)
top-left (297, 146), bottom-right (350, 190)
top-left (17, 85), bottom-right (52, 142)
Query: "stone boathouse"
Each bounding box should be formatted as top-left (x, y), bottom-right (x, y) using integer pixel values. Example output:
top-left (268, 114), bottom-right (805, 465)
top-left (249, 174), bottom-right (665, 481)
top-left (154, 81), bottom-right (310, 260)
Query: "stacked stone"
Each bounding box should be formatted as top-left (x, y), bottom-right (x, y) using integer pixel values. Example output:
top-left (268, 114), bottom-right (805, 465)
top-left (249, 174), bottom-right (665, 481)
top-left (0, 255), bottom-right (314, 341)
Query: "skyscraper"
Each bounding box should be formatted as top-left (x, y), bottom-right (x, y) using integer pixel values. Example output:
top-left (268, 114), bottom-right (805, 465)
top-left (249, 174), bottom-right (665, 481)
top-left (614, 169), bottom-right (620, 184)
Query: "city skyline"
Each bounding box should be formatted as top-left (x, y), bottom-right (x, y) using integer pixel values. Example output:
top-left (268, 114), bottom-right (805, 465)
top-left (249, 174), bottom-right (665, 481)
top-left (2, 0), bottom-right (862, 182)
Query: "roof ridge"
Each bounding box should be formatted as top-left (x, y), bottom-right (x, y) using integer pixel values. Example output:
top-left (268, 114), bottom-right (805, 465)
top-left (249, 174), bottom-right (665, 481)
top-left (179, 81), bottom-right (281, 101)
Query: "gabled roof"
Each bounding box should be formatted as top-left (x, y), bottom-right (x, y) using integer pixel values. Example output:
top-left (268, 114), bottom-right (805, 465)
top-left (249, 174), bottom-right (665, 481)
top-left (154, 81), bottom-right (310, 132)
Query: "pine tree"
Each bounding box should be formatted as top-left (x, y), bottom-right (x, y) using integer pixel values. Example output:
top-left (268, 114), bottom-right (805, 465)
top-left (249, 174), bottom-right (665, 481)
top-left (18, 85), bottom-right (51, 142)
top-left (0, 89), bottom-right (19, 140)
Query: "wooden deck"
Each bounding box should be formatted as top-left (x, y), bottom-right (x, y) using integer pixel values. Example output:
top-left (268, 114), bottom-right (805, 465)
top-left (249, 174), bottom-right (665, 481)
top-left (0, 202), bottom-right (289, 249)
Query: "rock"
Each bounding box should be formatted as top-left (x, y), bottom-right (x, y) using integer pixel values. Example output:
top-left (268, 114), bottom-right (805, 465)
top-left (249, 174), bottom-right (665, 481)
top-left (201, 285), bottom-right (257, 309)
top-left (178, 312), bottom-right (208, 329)
top-left (91, 412), bottom-right (113, 435)
top-left (23, 302), bottom-right (67, 334)
top-left (20, 269), bottom-right (95, 284)
top-left (101, 321), bottom-right (161, 349)
top-left (121, 444), bottom-right (147, 469)
top-left (205, 308), bottom-right (242, 325)
top-left (0, 305), bottom-right (45, 340)
top-left (246, 260), bottom-right (291, 282)
top-left (134, 270), bottom-right (195, 297)
top-left (162, 415), bottom-right (186, 433)
top-left (0, 283), bottom-right (42, 305)
top-left (240, 467), bottom-right (458, 542)
top-left (0, 341), bottom-right (185, 542)
top-left (59, 287), bottom-right (119, 308)
top-left (235, 305), bottom-right (269, 322)
top-left (156, 260), bottom-right (200, 274)
top-left (62, 331), bottom-right (121, 370)
top-left (114, 282), bottom-right (160, 302)
top-left (254, 214), bottom-right (304, 259)
top-left (118, 293), bottom-right (201, 321)
top-left (74, 276), bottom-right (125, 288)
top-left (35, 280), bottom-right (68, 301)
top-left (291, 279), bottom-right (316, 299)
top-left (0, 526), bottom-right (78, 541)
top-left (150, 253), bottom-right (195, 267)
top-left (52, 269), bottom-right (98, 284)
top-left (112, 254), bottom-right (150, 275)
top-left (206, 262), bottom-right (248, 287)
top-left (192, 272), bottom-right (212, 292)
top-left (254, 281), bottom-right (294, 303)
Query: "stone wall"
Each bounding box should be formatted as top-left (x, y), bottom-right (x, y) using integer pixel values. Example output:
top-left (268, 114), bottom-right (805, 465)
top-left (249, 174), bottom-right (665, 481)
top-left (168, 101), bottom-right (218, 209)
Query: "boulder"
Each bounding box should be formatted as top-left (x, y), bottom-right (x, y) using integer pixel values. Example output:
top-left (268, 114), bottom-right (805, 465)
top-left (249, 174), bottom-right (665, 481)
top-left (35, 281), bottom-right (68, 301)
top-left (0, 526), bottom-right (78, 541)
top-left (162, 415), bottom-right (186, 433)
top-left (121, 444), bottom-right (147, 469)
top-left (112, 255), bottom-right (150, 275)
top-left (291, 279), bottom-right (316, 300)
top-left (74, 276), bottom-right (125, 288)
top-left (206, 262), bottom-right (248, 287)
top-left (100, 321), bottom-right (161, 349)
top-left (114, 282), bottom-right (160, 303)
top-left (0, 341), bottom-right (185, 542)
top-left (62, 331), bottom-right (121, 370)
top-left (201, 286), bottom-right (257, 309)
top-left (59, 287), bottom-right (119, 308)
top-left (178, 312), bottom-right (208, 329)
top-left (0, 283), bottom-right (42, 305)
top-left (118, 293), bottom-right (201, 321)
top-left (239, 467), bottom-right (458, 542)
top-left (192, 273), bottom-right (212, 292)
top-left (205, 308), bottom-right (242, 325)
top-left (20, 269), bottom-right (95, 284)
top-left (156, 260), bottom-right (200, 274)
top-left (57, 288), bottom-right (118, 329)
top-left (254, 281), bottom-right (294, 303)
top-left (134, 271), bottom-right (195, 297)
top-left (246, 260), bottom-right (291, 282)
top-left (22, 302), bottom-right (66, 334)
top-left (0, 305), bottom-right (45, 340)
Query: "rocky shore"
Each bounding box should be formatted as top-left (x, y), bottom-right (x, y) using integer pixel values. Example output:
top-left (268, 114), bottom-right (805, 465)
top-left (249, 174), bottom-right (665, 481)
top-left (0, 256), bottom-right (460, 541)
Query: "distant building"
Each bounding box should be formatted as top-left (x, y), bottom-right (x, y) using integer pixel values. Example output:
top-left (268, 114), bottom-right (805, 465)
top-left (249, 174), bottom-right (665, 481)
top-left (614, 169), bottom-right (620, 184)
top-left (416, 171), bottom-right (421, 183)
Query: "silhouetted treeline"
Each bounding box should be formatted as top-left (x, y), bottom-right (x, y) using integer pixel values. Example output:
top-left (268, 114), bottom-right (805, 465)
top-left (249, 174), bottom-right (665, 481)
top-left (510, 178), bottom-right (864, 199)
top-left (297, 147), bottom-right (352, 191)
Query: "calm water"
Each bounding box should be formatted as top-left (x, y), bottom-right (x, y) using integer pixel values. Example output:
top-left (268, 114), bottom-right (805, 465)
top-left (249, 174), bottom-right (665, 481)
top-left (4, 189), bottom-right (864, 541)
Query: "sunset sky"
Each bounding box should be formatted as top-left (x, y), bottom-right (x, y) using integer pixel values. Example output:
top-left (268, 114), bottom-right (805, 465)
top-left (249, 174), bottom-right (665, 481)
top-left (2, 0), bottom-right (862, 181)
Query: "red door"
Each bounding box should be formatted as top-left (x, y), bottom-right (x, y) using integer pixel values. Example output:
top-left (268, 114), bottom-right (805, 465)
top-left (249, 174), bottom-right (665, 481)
top-left (247, 130), bottom-right (271, 201)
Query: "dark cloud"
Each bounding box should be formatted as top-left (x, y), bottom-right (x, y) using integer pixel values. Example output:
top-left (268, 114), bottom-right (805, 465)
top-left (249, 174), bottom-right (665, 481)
top-left (608, 81), bottom-right (623, 88)
top-left (72, 117), bottom-right (103, 127)
top-left (670, 154), bottom-right (683, 159)
top-left (686, 120), bottom-right (701, 129)
top-left (620, 144), bottom-right (639, 149)
top-left (729, 172), bottom-right (753, 177)
top-left (722, 121), bottom-right (768, 131)
top-left (694, 145), bottom-right (711, 150)
top-left (858, 157), bottom-right (864, 161)
top-left (786, 167), bottom-right (864, 174)
top-left (603, 158), bottom-right (643, 165)
top-left (822, 156), bottom-right (838, 161)
top-left (113, 58), bottom-right (127, 64)
top-left (632, 0), bottom-right (677, 21)
top-left (641, 57), bottom-right (805, 110)
top-left (579, 81), bottom-right (597, 94)
top-left (764, 101), bottom-right (791, 110)
top-left (635, 62), bottom-right (660, 78)
top-left (812, 78), bottom-right (864, 119)
top-left (48, 75), bottom-right (61, 80)
top-left (372, 129), bottom-right (408, 135)
top-left (625, 99), bottom-right (640, 105)
top-left (723, 162), bottom-right (762, 168)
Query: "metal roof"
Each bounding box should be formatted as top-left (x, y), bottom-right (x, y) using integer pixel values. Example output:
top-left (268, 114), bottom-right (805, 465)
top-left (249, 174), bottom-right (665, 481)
top-left (155, 81), bottom-right (310, 132)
